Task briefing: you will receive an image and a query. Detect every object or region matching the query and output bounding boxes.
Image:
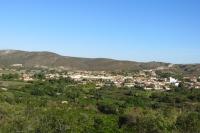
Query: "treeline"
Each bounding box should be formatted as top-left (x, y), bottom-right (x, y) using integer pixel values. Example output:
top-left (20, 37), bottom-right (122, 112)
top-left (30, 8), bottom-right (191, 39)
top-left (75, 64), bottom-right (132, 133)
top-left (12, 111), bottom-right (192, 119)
top-left (0, 78), bottom-right (200, 132)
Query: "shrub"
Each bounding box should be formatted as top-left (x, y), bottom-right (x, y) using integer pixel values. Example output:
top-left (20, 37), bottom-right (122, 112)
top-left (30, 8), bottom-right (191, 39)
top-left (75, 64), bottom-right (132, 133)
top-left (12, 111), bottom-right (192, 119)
top-left (176, 112), bottom-right (200, 133)
top-left (31, 87), bottom-right (45, 96)
top-left (118, 115), bottom-right (137, 128)
top-left (97, 102), bottom-right (119, 114)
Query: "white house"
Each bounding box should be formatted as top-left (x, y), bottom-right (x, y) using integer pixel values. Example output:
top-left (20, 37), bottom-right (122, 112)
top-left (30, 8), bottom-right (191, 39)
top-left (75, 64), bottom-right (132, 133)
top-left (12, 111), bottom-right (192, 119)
top-left (170, 77), bottom-right (178, 83)
top-left (11, 64), bottom-right (23, 67)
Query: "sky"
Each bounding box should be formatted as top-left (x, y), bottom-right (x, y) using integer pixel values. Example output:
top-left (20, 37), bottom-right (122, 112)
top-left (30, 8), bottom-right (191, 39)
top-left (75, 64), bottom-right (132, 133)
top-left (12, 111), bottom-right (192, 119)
top-left (0, 0), bottom-right (200, 64)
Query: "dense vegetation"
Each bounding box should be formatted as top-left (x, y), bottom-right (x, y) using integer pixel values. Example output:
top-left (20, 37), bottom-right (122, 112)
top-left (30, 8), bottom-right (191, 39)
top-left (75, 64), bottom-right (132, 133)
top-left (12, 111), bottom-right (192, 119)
top-left (1, 76), bottom-right (200, 133)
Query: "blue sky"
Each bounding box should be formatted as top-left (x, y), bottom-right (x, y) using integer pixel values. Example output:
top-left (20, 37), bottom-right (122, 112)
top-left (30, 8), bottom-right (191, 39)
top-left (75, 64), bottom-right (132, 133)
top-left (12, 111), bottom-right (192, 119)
top-left (0, 0), bottom-right (200, 63)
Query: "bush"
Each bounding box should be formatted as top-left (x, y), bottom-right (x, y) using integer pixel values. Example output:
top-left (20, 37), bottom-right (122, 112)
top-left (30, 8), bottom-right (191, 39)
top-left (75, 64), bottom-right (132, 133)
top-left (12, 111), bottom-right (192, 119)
top-left (97, 102), bottom-right (119, 114)
top-left (176, 112), bottom-right (200, 133)
top-left (118, 115), bottom-right (137, 128)
top-left (31, 87), bottom-right (45, 96)
top-left (1, 73), bottom-right (20, 80)
top-left (36, 110), bottom-right (70, 133)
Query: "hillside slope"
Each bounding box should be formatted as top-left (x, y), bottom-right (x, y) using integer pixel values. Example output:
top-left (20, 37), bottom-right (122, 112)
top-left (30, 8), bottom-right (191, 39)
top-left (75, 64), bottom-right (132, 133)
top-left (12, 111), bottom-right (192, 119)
top-left (0, 50), bottom-right (170, 71)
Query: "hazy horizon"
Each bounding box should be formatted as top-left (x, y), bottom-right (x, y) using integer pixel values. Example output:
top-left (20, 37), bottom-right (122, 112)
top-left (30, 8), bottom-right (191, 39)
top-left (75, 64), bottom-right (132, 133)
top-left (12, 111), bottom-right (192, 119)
top-left (0, 0), bottom-right (200, 64)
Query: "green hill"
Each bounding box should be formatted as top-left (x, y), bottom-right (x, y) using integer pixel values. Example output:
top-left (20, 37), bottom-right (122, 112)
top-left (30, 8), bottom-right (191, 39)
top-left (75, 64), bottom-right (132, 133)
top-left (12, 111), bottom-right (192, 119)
top-left (0, 50), bottom-right (169, 71)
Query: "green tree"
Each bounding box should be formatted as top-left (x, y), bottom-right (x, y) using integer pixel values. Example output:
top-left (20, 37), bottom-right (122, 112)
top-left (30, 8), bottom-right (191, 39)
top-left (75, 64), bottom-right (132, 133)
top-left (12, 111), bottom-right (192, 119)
top-left (176, 112), bottom-right (200, 133)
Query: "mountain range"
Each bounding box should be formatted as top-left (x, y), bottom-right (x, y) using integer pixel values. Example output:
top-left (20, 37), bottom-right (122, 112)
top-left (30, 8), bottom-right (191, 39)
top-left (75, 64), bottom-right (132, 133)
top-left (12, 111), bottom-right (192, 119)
top-left (0, 50), bottom-right (199, 75)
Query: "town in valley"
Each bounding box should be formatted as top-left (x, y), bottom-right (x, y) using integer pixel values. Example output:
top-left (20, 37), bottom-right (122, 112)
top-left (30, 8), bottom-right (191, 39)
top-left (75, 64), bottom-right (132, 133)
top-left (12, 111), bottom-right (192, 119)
top-left (1, 63), bottom-right (200, 91)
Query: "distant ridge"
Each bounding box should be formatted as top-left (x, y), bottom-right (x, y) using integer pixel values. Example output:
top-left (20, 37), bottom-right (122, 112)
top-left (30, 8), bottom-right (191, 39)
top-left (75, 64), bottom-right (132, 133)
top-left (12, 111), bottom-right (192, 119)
top-left (0, 50), bottom-right (199, 74)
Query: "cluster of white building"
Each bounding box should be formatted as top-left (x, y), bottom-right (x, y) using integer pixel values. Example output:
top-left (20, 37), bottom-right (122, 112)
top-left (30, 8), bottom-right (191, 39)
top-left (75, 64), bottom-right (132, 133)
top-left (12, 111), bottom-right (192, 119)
top-left (1, 66), bottom-right (200, 91)
top-left (65, 70), bottom-right (182, 90)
